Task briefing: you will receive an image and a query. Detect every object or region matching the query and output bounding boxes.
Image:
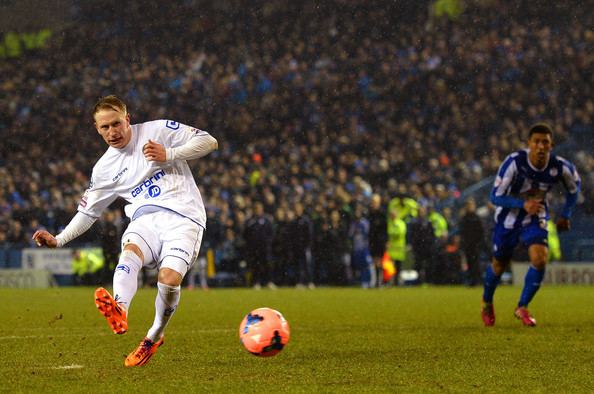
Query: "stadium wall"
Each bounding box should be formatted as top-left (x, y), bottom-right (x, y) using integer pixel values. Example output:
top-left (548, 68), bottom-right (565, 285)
top-left (512, 263), bottom-right (594, 286)
top-left (3, 247), bottom-right (594, 287)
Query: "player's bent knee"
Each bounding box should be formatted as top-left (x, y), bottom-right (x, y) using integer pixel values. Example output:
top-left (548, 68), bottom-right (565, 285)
top-left (529, 244), bottom-right (548, 269)
top-left (531, 258), bottom-right (547, 270)
top-left (122, 243), bottom-right (144, 262)
top-left (158, 268), bottom-right (183, 287)
top-left (122, 232), bottom-right (155, 265)
top-left (491, 258), bottom-right (510, 275)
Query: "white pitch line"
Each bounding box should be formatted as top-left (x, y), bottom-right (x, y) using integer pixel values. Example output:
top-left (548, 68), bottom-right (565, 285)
top-left (52, 364), bottom-right (84, 370)
top-left (0, 332), bottom-right (111, 340)
top-left (0, 328), bottom-right (233, 341)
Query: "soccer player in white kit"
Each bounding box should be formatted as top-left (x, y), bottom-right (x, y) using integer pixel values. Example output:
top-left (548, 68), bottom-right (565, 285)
top-left (32, 95), bottom-right (218, 366)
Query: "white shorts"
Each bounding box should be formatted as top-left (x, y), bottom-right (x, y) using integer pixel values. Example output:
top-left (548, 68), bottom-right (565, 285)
top-left (122, 210), bottom-right (204, 277)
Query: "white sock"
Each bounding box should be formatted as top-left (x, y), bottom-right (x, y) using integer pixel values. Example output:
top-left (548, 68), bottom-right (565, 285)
top-left (112, 250), bottom-right (142, 311)
top-left (147, 282), bottom-right (180, 342)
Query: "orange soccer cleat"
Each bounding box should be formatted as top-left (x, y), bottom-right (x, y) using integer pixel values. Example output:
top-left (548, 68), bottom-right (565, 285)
top-left (94, 287), bottom-right (128, 334)
top-left (514, 306), bottom-right (536, 327)
top-left (124, 336), bottom-right (164, 367)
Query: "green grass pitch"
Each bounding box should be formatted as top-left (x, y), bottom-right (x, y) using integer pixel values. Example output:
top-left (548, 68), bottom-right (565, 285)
top-left (0, 286), bottom-right (592, 393)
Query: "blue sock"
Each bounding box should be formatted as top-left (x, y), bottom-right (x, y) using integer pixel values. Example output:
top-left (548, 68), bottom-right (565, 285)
top-left (482, 265), bottom-right (501, 303)
top-left (518, 266), bottom-right (545, 307)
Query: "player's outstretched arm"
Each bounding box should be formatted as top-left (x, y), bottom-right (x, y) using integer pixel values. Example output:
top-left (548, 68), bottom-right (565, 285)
top-left (32, 230), bottom-right (58, 248)
top-left (165, 132), bottom-right (218, 161)
top-left (144, 135), bottom-right (218, 162)
top-left (35, 212), bottom-right (97, 248)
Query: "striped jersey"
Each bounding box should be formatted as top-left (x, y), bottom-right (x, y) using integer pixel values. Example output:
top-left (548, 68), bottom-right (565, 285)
top-left (490, 149), bottom-right (580, 229)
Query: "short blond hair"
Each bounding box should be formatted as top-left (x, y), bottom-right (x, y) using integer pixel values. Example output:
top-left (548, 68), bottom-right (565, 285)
top-left (93, 95), bottom-right (127, 120)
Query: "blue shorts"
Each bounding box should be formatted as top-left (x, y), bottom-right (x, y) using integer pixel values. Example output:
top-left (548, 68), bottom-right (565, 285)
top-left (492, 219), bottom-right (548, 261)
top-left (352, 249), bottom-right (372, 269)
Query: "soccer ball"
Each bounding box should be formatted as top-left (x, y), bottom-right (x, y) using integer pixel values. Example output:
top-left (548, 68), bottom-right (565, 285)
top-left (239, 307), bottom-right (290, 357)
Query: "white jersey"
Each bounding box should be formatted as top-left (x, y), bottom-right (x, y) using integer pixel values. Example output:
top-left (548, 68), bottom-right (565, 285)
top-left (78, 120), bottom-right (211, 229)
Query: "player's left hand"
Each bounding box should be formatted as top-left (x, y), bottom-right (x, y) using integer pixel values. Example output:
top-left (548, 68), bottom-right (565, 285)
top-left (556, 218), bottom-right (570, 232)
top-left (32, 230), bottom-right (58, 248)
top-left (143, 139), bottom-right (166, 162)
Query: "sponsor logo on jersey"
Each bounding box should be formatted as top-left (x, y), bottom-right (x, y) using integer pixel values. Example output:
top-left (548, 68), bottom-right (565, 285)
top-left (79, 190), bottom-right (89, 208)
top-left (148, 185), bottom-right (161, 198)
top-left (112, 167), bottom-right (128, 182)
top-left (131, 169), bottom-right (166, 197)
top-left (116, 264), bottom-right (130, 274)
top-left (170, 247), bottom-right (190, 257)
top-left (166, 120), bottom-right (180, 130)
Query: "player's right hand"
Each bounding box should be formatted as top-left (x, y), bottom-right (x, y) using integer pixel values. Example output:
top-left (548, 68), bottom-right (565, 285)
top-left (524, 199), bottom-right (544, 215)
top-left (32, 230), bottom-right (58, 248)
top-left (143, 139), bottom-right (166, 162)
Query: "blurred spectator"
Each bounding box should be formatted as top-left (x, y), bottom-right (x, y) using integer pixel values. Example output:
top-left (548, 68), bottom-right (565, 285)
top-left (388, 185), bottom-right (419, 224)
top-left (458, 198), bottom-right (486, 286)
top-left (387, 207), bottom-right (407, 286)
top-left (218, 227), bottom-right (242, 275)
top-left (368, 194), bottom-right (388, 287)
top-left (288, 202), bottom-right (315, 289)
top-left (408, 205), bottom-right (436, 284)
top-left (440, 234), bottom-right (463, 285)
top-left (427, 205), bottom-right (449, 283)
top-left (547, 212), bottom-right (562, 263)
top-left (349, 205), bottom-right (373, 288)
top-left (72, 248), bottom-right (104, 286)
top-left (429, 206), bottom-right (449, 241)
top-left (319, 209), bottom-right (352, 285)
top-left (243, 201), bottom-right (275, 289)
top-left (188, 208), bottom-right (224, 290)
top-left (0, 228), bottom-right (9, 253)
top-left (7, 221), bottom-right (27, 248)
top-left (271, 207), bottom-right (291, 285)
top-left (98, 210), bottom-right (120, 286)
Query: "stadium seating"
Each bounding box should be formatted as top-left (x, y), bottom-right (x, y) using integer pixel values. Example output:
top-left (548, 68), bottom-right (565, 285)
top-left (0, 1), bottom-right (592, 285)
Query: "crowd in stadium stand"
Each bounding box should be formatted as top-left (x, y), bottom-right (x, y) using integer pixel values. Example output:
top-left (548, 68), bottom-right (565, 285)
top-left (1, 1), bottom-right (592, 286)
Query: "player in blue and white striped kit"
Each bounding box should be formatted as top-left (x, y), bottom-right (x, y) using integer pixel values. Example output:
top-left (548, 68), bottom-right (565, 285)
top-left (481, 123), bottom-right (580, 327)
